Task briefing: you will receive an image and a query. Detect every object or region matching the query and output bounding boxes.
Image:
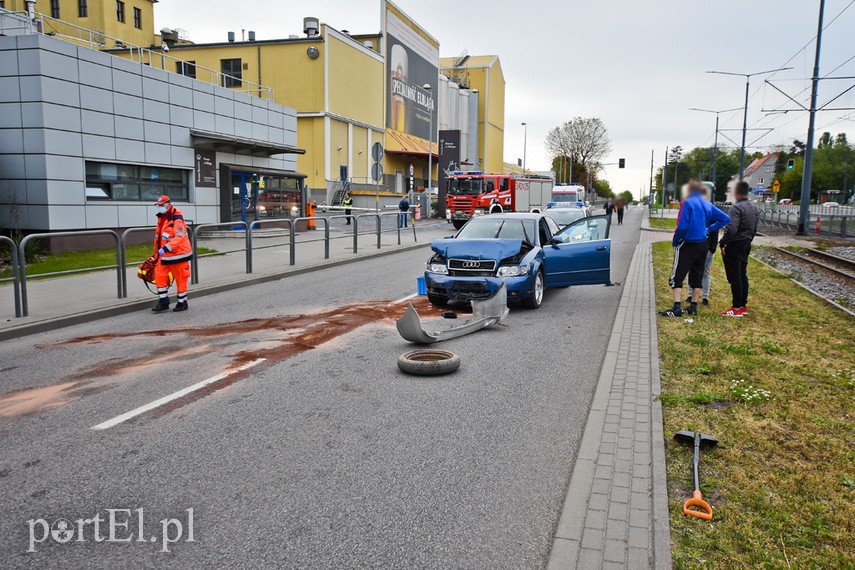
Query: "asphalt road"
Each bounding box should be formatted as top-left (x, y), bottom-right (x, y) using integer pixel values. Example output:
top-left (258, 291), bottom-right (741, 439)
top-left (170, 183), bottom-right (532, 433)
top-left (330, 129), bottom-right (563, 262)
top-left (0, 209), bottom-right (642, 569)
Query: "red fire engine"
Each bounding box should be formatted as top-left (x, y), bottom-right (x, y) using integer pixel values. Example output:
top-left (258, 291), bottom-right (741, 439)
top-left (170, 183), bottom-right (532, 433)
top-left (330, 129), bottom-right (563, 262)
top-left (444, 172), bottom-right (554, 229)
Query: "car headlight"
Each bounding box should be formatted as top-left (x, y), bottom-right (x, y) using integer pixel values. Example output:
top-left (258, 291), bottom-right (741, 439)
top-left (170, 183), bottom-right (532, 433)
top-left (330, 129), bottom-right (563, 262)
top-left (497, 265), bottom-right (529, 277)
top-left (426, 262), bottom-right (448, 275)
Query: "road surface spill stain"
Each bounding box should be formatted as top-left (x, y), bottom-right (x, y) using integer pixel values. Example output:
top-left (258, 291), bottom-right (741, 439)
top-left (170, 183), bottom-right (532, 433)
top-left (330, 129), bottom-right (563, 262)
top-left (18, 298), bottom-right (444, 421)
top-left (145, 299), bottom-right (445, 419)
top-left (0, 381), bottom-right (99, 418)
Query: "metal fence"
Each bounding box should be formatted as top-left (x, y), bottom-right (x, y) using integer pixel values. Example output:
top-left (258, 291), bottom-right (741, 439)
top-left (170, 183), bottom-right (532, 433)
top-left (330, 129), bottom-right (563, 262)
top-left (754, 208), bottom-right (852, 238)
top-left (2, 216), bottom-right (419, 319)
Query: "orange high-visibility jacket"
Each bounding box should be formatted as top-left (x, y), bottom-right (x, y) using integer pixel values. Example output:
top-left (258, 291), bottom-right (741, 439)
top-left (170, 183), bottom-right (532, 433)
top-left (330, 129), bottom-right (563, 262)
top-left (155, 207), bottom-right (193, 265)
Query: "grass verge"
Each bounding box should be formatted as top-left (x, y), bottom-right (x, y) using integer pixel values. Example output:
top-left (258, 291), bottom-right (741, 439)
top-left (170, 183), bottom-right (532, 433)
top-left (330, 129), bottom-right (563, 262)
top-left (648, 216), bottom-right (678, 230)
top-left (1, 244), bottom-right (216, 280)
top-left (652, 241), bottom-right (854, 569)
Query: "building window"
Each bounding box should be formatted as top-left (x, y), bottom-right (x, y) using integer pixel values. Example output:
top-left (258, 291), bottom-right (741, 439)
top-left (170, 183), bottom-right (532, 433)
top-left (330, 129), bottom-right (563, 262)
top-left (176, 60), bottom-right (197, 79)
top-left (78, 0), bottom-right (88, 17)
top-left (116, 1), bottom-right (125, 22)
top-left (133, 7), bottom-right (141, 28)
top-left (220, 58), bottom-right (242, 88)
top-left (758, 177), bottom-right (764, 185)
top-left (1, 2), bottom-right (7, 10)
top-left (765, 166), bottom-right (772, 172)
top-left (85, 162), bottom-right (190, 202)
top-left (50, 0), bottom-right (60, 18)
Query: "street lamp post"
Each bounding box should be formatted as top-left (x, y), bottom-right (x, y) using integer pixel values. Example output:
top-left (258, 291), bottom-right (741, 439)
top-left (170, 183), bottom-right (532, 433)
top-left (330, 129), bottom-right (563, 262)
top-left (521, 122), bottom-right (528, 174)
top-left (689, 106), bottom-right (743, 195)
top-left (706, 67), bottom-right (793, 181)
top-left (423, 83), bottom-right (433, 197)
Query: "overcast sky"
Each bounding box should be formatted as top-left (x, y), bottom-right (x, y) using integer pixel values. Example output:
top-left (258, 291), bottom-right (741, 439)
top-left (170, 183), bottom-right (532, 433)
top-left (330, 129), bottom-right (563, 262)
top-left (155, 1), bottom-right (855, 197)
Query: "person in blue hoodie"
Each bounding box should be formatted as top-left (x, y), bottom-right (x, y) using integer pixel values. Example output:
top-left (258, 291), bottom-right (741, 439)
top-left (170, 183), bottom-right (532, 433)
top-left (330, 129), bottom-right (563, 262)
top-left (659, 179), bottom-right (731, 317)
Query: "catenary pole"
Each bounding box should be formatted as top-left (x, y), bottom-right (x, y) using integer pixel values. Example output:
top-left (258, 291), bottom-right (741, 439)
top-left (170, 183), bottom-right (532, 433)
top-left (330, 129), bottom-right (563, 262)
top-left (798, 0), bottom-right (826, 235)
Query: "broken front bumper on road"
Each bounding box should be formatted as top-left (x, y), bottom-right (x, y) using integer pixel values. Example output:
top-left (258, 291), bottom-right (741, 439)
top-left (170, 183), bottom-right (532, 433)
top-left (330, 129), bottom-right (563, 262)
top-left (396, 284), bottom-right (510, 344)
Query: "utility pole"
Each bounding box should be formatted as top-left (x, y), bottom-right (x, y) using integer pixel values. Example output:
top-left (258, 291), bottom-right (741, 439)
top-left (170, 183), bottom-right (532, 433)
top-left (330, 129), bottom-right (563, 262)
top-left (798, 0), bottom-right (826, 235)
top-left (649, 149), bottom-right (654, 211)
top-left (521, 122), bottom-right (528, 174)
top-left (661, 146), bottom-right (668, 219)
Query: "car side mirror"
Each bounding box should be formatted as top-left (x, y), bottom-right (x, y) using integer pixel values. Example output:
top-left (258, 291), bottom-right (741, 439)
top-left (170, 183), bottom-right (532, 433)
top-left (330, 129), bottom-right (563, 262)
top-left (444, 234), bottom-right (455, 239)
top-left (550, 236), bottom-right (563, 245)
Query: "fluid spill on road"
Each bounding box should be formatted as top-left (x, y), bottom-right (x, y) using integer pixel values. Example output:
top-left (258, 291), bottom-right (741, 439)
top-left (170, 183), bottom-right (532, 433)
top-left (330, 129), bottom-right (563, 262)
top-left (9, 298), bottom-right (445, 420)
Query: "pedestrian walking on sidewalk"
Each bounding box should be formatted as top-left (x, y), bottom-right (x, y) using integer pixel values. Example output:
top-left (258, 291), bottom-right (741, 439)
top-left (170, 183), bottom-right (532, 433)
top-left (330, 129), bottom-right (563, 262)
top-left (616, 199), bottom-right (625, 225)
top-left (398, 196), bottom-right (410, 228)
top-left (719, 181), bottom-right (759, 317)
top-left (605, 198), bottom-right (615, 222)
top-left (151, 195), bottom-right (193, 313)
top-left (343, 193), bottom-right (353, 225)
top-left (659, 179), bottom-right (730, 317)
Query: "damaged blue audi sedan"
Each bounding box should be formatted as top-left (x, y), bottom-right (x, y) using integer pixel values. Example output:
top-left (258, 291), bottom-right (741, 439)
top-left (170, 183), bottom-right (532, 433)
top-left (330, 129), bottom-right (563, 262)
top-left (424, 212), bottom-right (612, 309)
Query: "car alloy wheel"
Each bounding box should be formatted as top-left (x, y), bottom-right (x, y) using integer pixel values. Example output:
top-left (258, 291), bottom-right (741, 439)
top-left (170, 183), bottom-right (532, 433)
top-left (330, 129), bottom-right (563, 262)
top-left (524, 270), bottom-right (544, 309)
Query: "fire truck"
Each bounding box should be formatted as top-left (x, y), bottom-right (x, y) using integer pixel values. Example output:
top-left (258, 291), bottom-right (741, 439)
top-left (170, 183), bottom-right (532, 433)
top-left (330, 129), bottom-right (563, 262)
top-left (445, 172), bottom-right (554, 229)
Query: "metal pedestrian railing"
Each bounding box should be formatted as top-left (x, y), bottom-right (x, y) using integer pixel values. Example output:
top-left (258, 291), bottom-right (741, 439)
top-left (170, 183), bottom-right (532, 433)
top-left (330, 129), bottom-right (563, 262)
top-left (4, 215), bottom-right (422, 318)
top-left (0, 236), bottom-right (22, 318)
top-left (18, 230), bottom-right (122, 317)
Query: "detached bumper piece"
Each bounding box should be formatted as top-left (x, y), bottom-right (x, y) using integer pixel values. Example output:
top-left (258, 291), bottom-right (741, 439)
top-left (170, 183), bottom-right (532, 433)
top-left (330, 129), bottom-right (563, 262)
top-left (396, 284), bottom-right (509, 344)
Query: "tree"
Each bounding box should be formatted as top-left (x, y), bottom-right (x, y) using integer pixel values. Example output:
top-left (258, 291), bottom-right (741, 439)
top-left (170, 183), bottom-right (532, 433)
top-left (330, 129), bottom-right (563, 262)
top-left (545, 117), bottom-right (612, 180)
top-left (790, 139), bottom-right (806, 156)
top-left (619, 190), bottom-right (633, 204)
top-left (818, 131), bottom-right (833, 148)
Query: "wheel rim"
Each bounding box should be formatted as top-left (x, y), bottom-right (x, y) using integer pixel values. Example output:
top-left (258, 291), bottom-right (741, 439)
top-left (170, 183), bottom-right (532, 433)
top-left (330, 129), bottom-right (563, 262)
top-left (534, 272), bottom-right (544, 304)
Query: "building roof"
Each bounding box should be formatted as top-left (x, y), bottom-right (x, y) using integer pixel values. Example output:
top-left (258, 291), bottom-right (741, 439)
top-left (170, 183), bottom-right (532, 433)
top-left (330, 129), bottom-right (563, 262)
top-left (743, 152), bottom-right (780, 177)
top-left (439, 55), bottom-right (499, 69)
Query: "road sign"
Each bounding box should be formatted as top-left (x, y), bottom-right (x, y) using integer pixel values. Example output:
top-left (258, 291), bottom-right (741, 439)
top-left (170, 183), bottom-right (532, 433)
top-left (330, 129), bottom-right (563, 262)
top-left (757, 182), bottom-right (765, 191)
top-left (371, 162), bottom-right (384, 182)
top-left (409, 164), bottom-right (414, 177)
top-left (371, 142), bottom-right (383, 163)
top-left (772, 180), bottom-right (781, 193)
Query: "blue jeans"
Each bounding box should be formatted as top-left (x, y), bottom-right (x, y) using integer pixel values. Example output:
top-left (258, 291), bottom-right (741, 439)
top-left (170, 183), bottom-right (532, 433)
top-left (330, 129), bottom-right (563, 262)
top-left (399, 212), bottom-right (408, 227)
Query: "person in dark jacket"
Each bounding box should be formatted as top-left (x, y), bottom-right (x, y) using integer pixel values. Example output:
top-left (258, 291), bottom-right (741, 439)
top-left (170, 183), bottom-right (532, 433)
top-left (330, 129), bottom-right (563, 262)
top-left (616, 199), bottom-right (626, 224)
top-left (719, 181), bottom-right (759, 317)
top-left (660, 179), bottom-right (730, 317)
top-left (398, 196), bottom-right (410, 228)
top-left (605, 198), bottom-right (615, 222)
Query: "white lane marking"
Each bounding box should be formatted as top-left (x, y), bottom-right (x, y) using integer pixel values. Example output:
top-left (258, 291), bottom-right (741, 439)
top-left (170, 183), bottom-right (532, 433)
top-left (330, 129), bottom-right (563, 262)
top-left (393, 293), bottom-right (419, 304)
top-left (91, 358), bottom-right (266, 430)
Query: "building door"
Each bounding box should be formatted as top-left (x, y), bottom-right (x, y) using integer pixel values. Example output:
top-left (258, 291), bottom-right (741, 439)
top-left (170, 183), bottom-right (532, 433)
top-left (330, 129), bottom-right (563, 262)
top-left (395, 170), bottom-right (403, 194)
top-left (231, 172), bottom-right (258, 223)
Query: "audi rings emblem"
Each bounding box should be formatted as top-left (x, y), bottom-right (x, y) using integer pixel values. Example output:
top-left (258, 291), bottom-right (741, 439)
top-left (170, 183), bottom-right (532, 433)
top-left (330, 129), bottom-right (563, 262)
top-left (462, 261), bottom-right (481, 269)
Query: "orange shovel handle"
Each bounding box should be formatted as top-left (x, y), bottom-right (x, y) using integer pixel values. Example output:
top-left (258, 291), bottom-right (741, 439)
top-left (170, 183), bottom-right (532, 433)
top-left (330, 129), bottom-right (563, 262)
top-left (683, 490), bottom-right (713, 521)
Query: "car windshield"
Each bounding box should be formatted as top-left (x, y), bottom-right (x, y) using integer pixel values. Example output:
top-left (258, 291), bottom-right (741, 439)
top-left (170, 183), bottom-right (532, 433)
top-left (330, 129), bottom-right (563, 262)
top-left (456, 218), bottom-right (536, 242)
top-left (546, 209), bottom-right (586, 227)
top-left (448, 178), bottom-right (483, 195)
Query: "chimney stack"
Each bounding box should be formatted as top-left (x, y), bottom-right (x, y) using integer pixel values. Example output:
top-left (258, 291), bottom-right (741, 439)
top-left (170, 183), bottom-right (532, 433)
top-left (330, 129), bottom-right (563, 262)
top-left (227, 31), bottom-right (235, 43)
top-left (248, 31), bottom-right (256, 42)
top-left (303, 17), bottom-right (320, 38)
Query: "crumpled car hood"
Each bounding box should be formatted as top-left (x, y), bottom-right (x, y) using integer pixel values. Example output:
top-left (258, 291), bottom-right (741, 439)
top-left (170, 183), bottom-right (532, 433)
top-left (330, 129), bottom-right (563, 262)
top-left (431, 238), bottom-right (523, 262)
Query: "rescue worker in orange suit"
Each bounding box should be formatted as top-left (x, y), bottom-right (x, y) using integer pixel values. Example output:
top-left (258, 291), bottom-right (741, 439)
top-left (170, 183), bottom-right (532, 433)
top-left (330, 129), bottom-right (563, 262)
top-left (152, 195), bottom-right (193, 312)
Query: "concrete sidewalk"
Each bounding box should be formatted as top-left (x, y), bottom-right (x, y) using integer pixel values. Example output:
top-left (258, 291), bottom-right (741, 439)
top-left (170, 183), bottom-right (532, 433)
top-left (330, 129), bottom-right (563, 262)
top-left (548, 241), bottom-right (671, 569)
top-left (0, 219), bottom-right (450, 338)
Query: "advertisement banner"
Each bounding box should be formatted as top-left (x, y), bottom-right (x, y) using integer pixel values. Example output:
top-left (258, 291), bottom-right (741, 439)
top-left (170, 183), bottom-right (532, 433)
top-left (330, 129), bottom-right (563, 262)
top-left (194, 149), bottom-right (216, 188)
top-left (437, 129), bottom-right (461, 217)
top-left (385, 6), bottom-right (438, 142)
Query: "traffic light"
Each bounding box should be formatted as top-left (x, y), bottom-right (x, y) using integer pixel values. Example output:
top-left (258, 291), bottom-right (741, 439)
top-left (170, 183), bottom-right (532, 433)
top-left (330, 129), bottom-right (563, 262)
top-left (787, 159), bottom-right (795, 170)
top-left (618, 158), bottom-right (625, 168)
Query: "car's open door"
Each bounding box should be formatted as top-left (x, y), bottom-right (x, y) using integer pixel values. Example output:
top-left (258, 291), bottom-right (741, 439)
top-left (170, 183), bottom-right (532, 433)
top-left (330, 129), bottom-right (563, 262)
top-left (542, 215), bottom-right (611, 287)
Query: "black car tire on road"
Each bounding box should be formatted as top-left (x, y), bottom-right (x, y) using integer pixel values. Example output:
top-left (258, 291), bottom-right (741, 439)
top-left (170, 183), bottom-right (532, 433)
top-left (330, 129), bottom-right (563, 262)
top-left (398, 350), bottom-right (461, 376)
top-left (523, 269), bottom-right (544, 309)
